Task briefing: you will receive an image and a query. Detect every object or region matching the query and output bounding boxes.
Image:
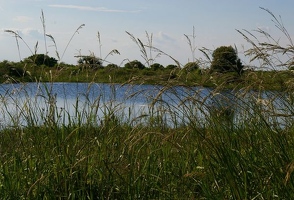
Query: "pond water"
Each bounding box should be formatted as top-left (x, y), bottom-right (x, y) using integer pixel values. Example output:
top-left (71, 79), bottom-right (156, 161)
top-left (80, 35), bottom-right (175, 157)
top-left (0, 82), bottom-right (292, 128)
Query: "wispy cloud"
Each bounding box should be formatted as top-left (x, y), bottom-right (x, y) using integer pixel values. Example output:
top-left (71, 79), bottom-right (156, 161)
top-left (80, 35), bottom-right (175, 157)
top-left (22, 28), bottom-right (43, 38)
top-left (3, 28), bottom-right (43, 39)
top-left (48, 4), bottom-right (141, 13)
top-left (156, 31), bottom-right (176, 42)
top-left (150, 31), bottom-right (180, 51)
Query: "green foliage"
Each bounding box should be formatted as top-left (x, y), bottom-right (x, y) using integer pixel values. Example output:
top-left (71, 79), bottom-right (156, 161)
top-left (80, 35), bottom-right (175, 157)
top-left (141, 69), bottom-right (157, 77)
top-left (150, 63), bottom-right (164, 71)
top-left (76, 55), bottom-right (103, 69)
top-left (124, 60), bottom-right (145, 70)
top-left (9, 66), bottom-right (24, 77)
top-left (166, 64), bottom-right (178, 70)
top-left (183, 62), bottom-right (199, 72)
top-left (211, 46), bottom-right (243, 74)
top-left (1, 58), bottom-right (294, 89)
top-left (105, 63), bottom-right (119, 69)
top-left (0, 82), bottom-right (294, 198)
top-left (25, 54), bottom-right (58, 67)
top-left (0, 61), bottom-right (11, 75)
top-left (0, 61), bottom-right (32, 83)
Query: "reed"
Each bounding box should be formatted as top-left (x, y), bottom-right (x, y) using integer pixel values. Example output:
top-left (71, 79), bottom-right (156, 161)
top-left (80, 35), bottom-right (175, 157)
top-left (0, 8), bottom-right (294, 199)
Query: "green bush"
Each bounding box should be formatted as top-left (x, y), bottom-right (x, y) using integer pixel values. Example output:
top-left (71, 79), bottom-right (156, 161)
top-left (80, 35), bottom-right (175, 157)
top-left (150, 63), bottom-right (164, 71)
top-left (142, 69), bottom-right (156, 76)
top-left (183, 62), bottom-right (199, 72)
top-left (166, 64), bottom-right (178, 70)
top-left (105, 63), bottom-right (119, 69)
top-left (210, 46), bottom-right (243, 74)
top-left (124, 60), bottom-right (145, 70)
top-left (77, 55), bottom-right (103, 69)
top-left (25, 54), bottom-right (58, 67)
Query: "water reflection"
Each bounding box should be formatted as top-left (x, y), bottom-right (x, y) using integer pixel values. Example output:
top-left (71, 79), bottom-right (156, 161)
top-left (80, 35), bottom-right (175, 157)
top-left (0, 82), bottom-right (293, 129)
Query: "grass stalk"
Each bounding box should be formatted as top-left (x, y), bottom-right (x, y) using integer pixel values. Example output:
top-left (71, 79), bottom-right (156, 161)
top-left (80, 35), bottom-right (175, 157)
top-left (1, 8), bottom-right (294, 199)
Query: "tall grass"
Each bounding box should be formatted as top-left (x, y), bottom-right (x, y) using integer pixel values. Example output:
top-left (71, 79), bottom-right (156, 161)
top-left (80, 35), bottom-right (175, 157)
top-left (1, 8), bottom-right (294, 199)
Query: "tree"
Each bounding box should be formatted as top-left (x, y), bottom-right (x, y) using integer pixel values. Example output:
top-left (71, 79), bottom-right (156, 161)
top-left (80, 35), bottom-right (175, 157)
top-left (124, 60), bottom-right (145, 70)
top-left (210, 46), bottom-right (243, 74)
top-left (150, 63), bottom-right (164, 71)
top-left (105, 63), bottom-right (119, 69)
top-left (25, 54), bottom-right (58, 67)
top-left (76, 55), bottom-right (103, 68)
top-left (105, 63), bottom-right (119, 72)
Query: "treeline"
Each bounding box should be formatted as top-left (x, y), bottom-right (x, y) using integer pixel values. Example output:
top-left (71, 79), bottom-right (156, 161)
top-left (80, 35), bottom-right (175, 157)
top-left (0, 45), bottom-right (293, 90)
top-left (0, 45), bottom-right (242, 77)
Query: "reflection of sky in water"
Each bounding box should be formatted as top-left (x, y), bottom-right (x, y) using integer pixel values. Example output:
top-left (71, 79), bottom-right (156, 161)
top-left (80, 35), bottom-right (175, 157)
top-left (0, 82), bottom-right (292, 128)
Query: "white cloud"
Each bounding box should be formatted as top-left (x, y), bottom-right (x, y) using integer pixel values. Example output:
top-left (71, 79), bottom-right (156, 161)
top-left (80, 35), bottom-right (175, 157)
top-left (22, 28), bottom-right (43, 38)
top-left (2, 28), bottom-right (43, 39)
top-left (48, 4), bottom-right (141, 13)
top-left (13, 16), bottom-right (33, 23)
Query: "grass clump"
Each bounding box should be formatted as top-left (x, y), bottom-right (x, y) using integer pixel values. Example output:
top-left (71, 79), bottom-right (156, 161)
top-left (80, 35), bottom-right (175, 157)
top-left (0, 82), bottom-right (293, 199)
top-left (1, 7), bottom-right (294, 199)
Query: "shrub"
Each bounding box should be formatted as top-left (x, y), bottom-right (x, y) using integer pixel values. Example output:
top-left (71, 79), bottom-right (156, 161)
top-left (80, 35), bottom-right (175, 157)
top-left (77, 55), bottom-right (103, 69)
top-left (9, 66), bottom-right (24, 77)
top-left (165, 64), bottom-right (178, 70)
top-left (25, 54), bottom-right (58, 67)
top-left (183, 62), bottom-right (199, 72)
top-left (105, 63), bottom-right (118, 70)
top-left (105, 63), bottom-right (118, 69)
top-left (150, 63), bottom-right (164, 71)
top-left (124, 60), bottom-right (145, 70)
top-left (210, 46), bottom-right (243, 74)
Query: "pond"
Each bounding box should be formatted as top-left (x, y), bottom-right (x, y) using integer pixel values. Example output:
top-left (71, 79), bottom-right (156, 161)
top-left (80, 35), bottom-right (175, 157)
top-left (0, 82), bottom-right (293, 128)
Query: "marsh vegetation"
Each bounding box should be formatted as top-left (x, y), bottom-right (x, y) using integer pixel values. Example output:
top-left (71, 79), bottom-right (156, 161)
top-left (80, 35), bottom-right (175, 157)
top-left (0, 8), bottom-right (294, 199)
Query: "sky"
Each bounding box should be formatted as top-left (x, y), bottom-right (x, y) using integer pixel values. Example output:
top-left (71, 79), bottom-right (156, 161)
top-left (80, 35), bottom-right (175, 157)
top-left (0, 0), bottom-right (294, 67)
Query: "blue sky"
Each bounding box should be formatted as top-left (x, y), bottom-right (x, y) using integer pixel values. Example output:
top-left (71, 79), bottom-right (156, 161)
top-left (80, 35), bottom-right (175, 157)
top-left (0, 0), bottom-right (293, 66)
